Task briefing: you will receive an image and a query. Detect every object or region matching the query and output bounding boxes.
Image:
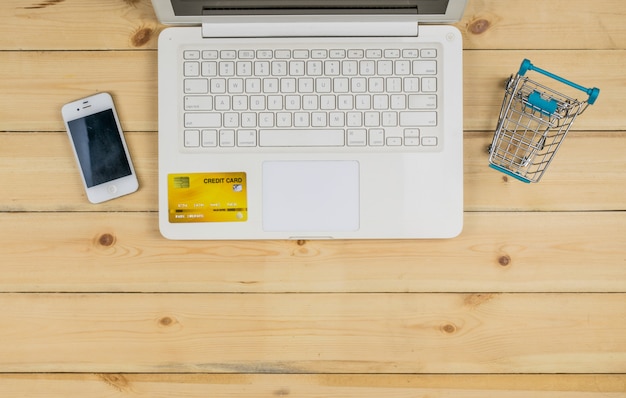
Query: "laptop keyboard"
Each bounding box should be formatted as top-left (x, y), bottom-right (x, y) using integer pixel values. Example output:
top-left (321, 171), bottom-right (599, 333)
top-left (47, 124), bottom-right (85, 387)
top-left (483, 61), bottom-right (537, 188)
top-left (181, 44), bottom-right (442, 150)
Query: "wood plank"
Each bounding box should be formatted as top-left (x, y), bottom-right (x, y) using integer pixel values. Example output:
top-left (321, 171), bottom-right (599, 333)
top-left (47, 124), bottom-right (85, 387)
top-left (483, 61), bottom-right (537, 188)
top-left (1, 131), bottom-right (624, 212)
top-left (0, 293), bottom-right (624, 373)
top-left (0, 212), bottom-right (623, 293)
top-left (0, 51), bottom-right (158, 132)
top-left (0, 132), bottom-right (157, 212)
top-left (1, 374), bottom-right (625, 397)
top-left (462, 51), bottom-right (622, 132)
top-left (0, 0), bottom-right (161, 50)
top-left (464, 131), bottom-right (626, 211)
top-left (1, 50), bottom-right (621, 132)
top-left (458, 0), bottom-right (626, 50)
top-left (2, 0), bottom-right (624, 51)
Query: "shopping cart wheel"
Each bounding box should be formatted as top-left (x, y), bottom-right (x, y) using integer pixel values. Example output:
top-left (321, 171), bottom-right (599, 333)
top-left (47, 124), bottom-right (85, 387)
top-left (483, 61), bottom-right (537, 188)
top-left (504, 75), bottom-right (514, 90)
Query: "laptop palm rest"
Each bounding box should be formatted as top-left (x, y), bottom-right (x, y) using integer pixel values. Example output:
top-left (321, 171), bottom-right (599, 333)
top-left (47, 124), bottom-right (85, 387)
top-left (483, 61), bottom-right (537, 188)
top-left (262, 160), bottom-right (360, 233)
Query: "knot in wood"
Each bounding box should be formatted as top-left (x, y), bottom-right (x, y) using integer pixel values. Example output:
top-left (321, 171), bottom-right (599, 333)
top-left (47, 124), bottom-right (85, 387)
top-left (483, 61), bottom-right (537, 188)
top-left (131, 27), bottom-right (153, 47)
top-left (98, 233), bottom-right (116, 247)
top-left (441, 323), bottom-right (457, 334)
top-left (468, 18), bottom-right (491, 35)
top-left (498, 254), bottom-right (511, 267)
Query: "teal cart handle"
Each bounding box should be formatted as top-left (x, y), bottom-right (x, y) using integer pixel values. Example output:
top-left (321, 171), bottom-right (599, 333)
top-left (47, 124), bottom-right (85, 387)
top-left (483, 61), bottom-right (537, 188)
top-left (518, 59), bottom-right (600, 105)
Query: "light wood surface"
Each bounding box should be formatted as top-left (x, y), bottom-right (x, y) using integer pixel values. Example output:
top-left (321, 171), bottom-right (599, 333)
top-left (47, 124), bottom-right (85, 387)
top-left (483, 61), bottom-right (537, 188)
top-left (1, 0), bottom-right (625, 396)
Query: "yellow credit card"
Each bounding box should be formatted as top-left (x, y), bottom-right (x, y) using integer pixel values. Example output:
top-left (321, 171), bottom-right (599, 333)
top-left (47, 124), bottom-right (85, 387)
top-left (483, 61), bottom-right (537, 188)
top-left (168, 172), bottom-right (247, 223)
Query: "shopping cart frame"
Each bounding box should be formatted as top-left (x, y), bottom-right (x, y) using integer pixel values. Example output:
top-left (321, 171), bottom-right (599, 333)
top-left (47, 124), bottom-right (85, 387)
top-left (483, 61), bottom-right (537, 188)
top-left (488, 59), bottom-right (599, 183)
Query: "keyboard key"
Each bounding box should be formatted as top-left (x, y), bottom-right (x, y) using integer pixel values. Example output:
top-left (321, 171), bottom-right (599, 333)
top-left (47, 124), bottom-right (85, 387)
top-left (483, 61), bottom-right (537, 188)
top-left (422, 136), bottom-right (438, 146)
top-left (184, 130), bottom-right (200, 147)
top-left (409, 94), bottom-right (437, 109)
top-left (276, 112), bottom-right (292, 127)
top-left (390, 94), bottom-right (406, 110)
top-left (223, 112), bottom-right (239, 128)
top-left (209, 78), bottom-right (226, 94)
top-left (395, 60), bottom-right (411, 75)
top-left (311, 112), bottom-right (328, 127)
top-left (185, 112), bottom-right (221, 128)
top-left (347, 112), bottom-right (362, 127)
top-left (368, 129), bottom-right (385, 146)
top-left (259, 129), bottom-right (345, 147)
top-left (364, 112), bottom-right (380, 127)
top-left (201, 61), bottom-right (217, 76)
top-left (422, 77), bottom-right (438, 92)
top-left (402, 49), bottom-right (419, 58)
top-left (238, 50), bottom-right (255, 59)
top-left (219, 130), bottom-right (235, 146)
top-left (404, 128), bottom-right (420, 138)
top-left (342, 60), bottom-right (358, 76)
top-left (413, 60), bottom-right (437, 75)
top-left (377, 60), bottom-right (393, 75)
top-left (404, 77), bottom-right (420, 92)
top-left (220, 50), bottom-right (236, 59)
top-left (387, 137), bottom-right (402, 146)
top-left (348, 49), bottom-right (364, 59)
top-left (184, 62), bottom-right (200, 77)
top-left (347, 129), bottom-right (367, 146)
top-left (275, 49), bottom-right (291, 59)
top-left (202, 130), bottom-right (218, 147)
top-left (183, 50), bottom-right (200, 60)
top-left (259, 113), bottom-right (274, 127)
top-left (257, 50), bottom-right (273, 59)
top-left (293, 49), bottom-right (309, 59)
top-left (384, 49), bottom-right (400, 58)
top-left (360, 60), bottom-right (375, 76)
top-left (236, 61), bottom-right (252, 76)
top-left (311, 49), bottom-right (327, 59)
top-left (329, 49), bottom-right (346, 59)
top-left (366, 49), bottom-right (382, 58)
top-left (405, 137), bottom-right (420, 146)
top-left (294, 112), bottom-right (310, 127)
top-left (237, 130), bottom-right (257, 146)
top-left (421, 49), bottom-right (438, 58)
top-left (184, 79), bottom-right (208, 94)
top-left (184, 96), bottom-right (212, 111)
top-left (202, 50), bottom-right (218, 59)
top-left (399, 112), bottom-right (437, 127)
top-left (382, 112), bottom-right (398, 127)
top-left (241, 113), bottom-right (257, 127)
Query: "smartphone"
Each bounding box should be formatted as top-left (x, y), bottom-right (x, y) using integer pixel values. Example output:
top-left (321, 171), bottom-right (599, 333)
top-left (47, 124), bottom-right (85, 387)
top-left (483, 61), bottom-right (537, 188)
top-left (62, 92), bottom-right (139, 203)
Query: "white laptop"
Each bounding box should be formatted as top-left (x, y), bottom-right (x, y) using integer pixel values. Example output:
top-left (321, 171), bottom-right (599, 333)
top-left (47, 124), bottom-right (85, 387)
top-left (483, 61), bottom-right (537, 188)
top-left (153, 0), bottom-right (466, 240)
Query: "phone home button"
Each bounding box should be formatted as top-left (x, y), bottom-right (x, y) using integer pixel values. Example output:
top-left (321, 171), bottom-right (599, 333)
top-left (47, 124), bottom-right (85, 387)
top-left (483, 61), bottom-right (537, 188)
top-left (107, 185), bottom-right (118, 194)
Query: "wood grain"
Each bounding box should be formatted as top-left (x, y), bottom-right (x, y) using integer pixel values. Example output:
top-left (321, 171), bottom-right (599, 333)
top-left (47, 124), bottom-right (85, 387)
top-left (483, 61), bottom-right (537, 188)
top-left (0, 293), bottom-right (624, 373)
top-left (2, 0), bottom-right (624, 50)
top-left (0, 212), bottom-right (623, 293)
top-left (1, 374), bottom-right (624, 397)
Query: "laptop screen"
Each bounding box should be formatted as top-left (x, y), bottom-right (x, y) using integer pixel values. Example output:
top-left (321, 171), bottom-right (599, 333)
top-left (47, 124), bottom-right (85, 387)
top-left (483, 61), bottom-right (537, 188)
top-left (168, 0), bottom-right (450, 16)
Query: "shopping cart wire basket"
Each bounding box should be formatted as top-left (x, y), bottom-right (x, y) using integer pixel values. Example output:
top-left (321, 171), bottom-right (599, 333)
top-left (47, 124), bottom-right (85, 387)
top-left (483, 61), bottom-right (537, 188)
top-left (488, 59), bottom-right (600, 183)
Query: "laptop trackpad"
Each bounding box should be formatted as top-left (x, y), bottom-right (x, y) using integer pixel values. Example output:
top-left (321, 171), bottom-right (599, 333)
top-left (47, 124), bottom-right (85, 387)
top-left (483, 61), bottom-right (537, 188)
top-left (262, 160), bottom-right (360, 233)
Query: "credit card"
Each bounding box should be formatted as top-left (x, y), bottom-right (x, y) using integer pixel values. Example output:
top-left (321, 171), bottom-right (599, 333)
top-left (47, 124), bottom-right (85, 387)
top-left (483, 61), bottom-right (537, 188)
top-left (168, 172), bottom-right (247, 223)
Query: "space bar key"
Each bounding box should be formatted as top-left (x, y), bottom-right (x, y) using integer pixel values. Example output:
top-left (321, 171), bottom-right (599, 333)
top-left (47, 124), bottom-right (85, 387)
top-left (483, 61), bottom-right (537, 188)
top-left (259, 129), bottom-right (345, 147)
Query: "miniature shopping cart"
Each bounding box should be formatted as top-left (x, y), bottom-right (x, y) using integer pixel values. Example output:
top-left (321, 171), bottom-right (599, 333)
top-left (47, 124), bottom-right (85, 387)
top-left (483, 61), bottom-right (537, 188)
top-left (488, 59), bottom-right (600, 183)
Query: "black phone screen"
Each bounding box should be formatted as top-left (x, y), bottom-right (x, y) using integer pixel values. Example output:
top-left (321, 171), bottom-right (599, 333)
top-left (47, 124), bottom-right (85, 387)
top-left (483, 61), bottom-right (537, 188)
top-left (67, 109), bottom-right (132, 187)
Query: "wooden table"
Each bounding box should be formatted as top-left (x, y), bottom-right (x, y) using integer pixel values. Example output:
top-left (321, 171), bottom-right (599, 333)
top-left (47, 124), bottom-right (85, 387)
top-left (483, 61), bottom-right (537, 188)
top-left (1, 0), bottom-right (625, 395)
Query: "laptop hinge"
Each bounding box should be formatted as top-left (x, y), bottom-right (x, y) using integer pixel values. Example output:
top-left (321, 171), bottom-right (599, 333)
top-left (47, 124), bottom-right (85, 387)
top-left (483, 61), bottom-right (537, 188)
top-left (201, 15), bottom-right (419, 38)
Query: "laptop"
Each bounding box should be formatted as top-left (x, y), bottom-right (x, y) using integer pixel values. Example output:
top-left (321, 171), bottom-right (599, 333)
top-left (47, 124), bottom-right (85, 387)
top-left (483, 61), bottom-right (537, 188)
top-left (153, 0), bottom-right (466, 240)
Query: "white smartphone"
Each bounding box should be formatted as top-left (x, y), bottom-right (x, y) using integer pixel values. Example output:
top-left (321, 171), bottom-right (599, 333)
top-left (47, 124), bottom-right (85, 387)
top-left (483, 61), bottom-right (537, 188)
top-left (62, 92), bottom-right (139, 203)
